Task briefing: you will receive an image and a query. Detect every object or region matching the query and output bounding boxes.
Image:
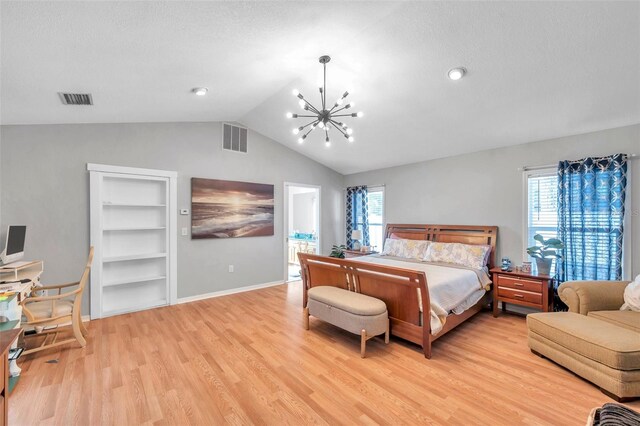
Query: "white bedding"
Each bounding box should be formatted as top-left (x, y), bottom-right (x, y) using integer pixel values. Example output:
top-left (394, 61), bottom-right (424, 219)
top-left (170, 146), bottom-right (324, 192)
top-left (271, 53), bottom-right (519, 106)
top-left (350, 255), bottom-right (489, 335)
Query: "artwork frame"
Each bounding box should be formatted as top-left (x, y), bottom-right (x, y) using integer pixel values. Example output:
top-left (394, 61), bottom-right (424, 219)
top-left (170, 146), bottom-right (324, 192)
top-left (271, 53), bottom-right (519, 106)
top-left (191, 178), bottom-right (274, 239)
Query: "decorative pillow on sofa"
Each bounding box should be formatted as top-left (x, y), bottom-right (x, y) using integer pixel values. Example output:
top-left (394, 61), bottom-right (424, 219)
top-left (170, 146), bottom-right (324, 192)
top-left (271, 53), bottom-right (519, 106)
top-left (621, 274), bottom-right (640, 312)
top-left (381, 238), bottom-right (430, 260)
top-left (423, 242), bottom-right (491, 269)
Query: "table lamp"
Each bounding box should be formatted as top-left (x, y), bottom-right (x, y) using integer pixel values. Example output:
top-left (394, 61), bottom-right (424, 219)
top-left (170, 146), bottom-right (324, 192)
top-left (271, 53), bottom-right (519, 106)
top-left (351, 230), bottom-right (362, 250)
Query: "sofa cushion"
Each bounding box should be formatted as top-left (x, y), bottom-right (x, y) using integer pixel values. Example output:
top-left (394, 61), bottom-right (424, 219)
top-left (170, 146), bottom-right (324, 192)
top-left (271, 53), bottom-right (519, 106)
top-left (588, 310), bottom-right (640, 332)
top-left (527, 312), bottom-right (640, 371)
top-left (308, 286), bottom-right (387, 316)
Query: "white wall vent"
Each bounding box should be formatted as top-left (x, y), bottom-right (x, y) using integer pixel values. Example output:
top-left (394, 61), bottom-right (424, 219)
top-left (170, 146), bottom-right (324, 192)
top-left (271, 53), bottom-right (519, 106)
top-left (58, 92), bottom-right (93, 105)
top-left (222, 123), bottom-right (248, 153)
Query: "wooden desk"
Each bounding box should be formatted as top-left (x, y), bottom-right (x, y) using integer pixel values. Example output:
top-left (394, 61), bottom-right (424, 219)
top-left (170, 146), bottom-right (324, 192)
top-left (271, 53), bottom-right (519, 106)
top-left (0, 328), bottom-right (21, 426)
top-left (0, 261), bottom-right (43, 378)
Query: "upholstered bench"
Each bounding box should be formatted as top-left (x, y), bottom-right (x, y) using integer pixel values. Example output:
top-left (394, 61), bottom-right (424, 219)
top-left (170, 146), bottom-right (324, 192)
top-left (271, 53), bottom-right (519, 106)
top-left (304, 286), bottom-right (389, 358)
top-left (527, 312), bottom-right (640, 401)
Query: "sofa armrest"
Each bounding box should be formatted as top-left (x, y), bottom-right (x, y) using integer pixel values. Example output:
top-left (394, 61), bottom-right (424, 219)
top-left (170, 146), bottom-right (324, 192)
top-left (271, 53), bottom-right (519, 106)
top-left (558, 280), bottom-right (630, 315)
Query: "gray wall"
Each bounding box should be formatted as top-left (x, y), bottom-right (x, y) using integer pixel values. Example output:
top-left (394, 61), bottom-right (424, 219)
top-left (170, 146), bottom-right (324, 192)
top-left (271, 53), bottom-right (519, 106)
top-left (0, 122), bottom-right (344, 311)
top-left (345, 124), bottom-right (640, 278)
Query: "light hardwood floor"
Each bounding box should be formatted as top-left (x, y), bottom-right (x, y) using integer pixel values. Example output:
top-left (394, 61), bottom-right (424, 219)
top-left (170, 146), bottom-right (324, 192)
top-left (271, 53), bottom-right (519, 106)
top-left (11, 281), bottom-right (640, 425)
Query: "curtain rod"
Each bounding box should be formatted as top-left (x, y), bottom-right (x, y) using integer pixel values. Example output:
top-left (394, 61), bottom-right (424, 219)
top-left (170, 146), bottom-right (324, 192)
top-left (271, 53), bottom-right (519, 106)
top-left (518, 153), bottom-right (638, 172)
top-left (343, 184), bottom-right (386, 190)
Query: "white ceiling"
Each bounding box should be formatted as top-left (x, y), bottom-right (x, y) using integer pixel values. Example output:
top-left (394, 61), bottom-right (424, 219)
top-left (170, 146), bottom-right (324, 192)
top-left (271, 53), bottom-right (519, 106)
top-left (2, 1), bottom-right (639, 174)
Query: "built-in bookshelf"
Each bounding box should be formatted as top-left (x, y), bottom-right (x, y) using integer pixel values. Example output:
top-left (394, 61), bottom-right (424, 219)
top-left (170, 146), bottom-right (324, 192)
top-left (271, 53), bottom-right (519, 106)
top-left (89, 164), bottom-right (177, 319)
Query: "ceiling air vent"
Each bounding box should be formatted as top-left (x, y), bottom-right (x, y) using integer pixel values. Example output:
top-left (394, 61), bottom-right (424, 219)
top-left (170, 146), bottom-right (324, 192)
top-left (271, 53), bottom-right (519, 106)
top-left (58, 92), bottom-right (93, 105)
top-left (222, 123), bottom-right (248, 153)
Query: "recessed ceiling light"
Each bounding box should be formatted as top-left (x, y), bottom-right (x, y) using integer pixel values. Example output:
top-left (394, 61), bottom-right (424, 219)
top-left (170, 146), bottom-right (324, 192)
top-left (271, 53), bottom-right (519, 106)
top-left (192, 87), bottom-right (208, 96)
top-left (448, 67), bottom-right (466, 81)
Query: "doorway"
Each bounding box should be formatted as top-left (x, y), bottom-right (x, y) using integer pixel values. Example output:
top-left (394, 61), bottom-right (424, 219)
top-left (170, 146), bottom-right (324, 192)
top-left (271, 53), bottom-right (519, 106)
top-left (284, 183), bottom-right (321, 282)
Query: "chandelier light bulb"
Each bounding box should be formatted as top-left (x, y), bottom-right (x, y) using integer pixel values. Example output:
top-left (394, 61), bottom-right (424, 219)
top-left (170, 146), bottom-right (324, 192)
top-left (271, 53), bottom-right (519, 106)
top-left (325, 141), bottom-right (331, 148)
top-left (318, 121), bottom-right (325, 129)
top-left (298, 137), bottom-right (304, 144)
top-left (286, 112), bottom-right (293, 118)
top-left (293, 128), bottom-right (299, 135)
top-left (292, 89), bottom-right (300, 96)
top-left (349, 102), bottom-right (355, 108)
top-left (357, 111), bottom-right (364, 117)
top-left (298, 99), bottom-right (306, 108)
top-left (348, 136), bottom-right (354, 142)
top-left (336, 98), bottom-right (344, 106)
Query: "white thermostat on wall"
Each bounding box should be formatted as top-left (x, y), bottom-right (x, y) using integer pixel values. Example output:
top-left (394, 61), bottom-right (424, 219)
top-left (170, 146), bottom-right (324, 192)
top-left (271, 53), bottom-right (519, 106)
top-left (180, 209), bottom-right (189, 215)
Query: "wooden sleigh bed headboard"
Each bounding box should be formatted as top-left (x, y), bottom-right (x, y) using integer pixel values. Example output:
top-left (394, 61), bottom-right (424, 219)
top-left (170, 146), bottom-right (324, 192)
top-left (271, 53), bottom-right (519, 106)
top-left (384, 224), bottom-right (499, 269)
top-left (299, 224), bottom-right (498, 359)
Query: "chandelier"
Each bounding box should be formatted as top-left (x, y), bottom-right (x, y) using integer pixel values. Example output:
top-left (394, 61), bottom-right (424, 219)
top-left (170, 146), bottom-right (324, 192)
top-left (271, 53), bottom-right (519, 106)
top-left (286, 55), bottom-right (363, 147)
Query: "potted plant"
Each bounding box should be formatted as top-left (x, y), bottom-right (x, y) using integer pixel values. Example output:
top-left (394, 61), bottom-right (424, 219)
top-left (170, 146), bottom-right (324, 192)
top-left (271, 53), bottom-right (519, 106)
top-left (329, 244), bottom-right (347, 259)
top-left (526, 234), bottom-right (564, 275)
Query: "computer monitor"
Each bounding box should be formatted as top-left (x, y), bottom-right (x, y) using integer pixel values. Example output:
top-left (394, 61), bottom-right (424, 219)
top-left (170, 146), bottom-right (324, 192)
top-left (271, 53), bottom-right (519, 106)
top-left (0, 225), bottom-right (27, 265)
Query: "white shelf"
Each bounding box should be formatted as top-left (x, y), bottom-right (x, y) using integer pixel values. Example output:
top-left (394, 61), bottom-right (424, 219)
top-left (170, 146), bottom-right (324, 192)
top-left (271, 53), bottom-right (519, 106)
top-left (103, 227), bottom-right (166, 231)
top-left (103, 253), bottom-right (167, 263)
top-left (103, 275), bottom-right (166, 287)
top-left (101, 298), bottom-right (167, 318)
top-left (103, 202), bottom-right (166, 207)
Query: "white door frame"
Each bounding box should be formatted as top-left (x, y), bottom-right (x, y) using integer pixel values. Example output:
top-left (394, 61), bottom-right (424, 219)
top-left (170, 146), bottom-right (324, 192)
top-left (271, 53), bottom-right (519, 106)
top-left (283, 182), bottom-right (321, 283)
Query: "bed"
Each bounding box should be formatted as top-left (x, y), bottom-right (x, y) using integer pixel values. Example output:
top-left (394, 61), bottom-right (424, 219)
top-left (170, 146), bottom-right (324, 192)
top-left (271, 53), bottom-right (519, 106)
top-left (298, 224), bottom-right (498, 358)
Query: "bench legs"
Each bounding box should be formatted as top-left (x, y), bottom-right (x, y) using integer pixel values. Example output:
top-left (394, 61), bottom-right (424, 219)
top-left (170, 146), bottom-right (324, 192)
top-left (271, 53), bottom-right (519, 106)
top-left (360, 325), bottom-right (390, 358)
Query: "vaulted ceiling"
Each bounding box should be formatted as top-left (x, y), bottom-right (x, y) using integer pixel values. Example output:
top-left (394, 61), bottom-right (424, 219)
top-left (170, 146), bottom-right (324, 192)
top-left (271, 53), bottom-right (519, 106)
top-left (2, 1), bottom-right (639, 174)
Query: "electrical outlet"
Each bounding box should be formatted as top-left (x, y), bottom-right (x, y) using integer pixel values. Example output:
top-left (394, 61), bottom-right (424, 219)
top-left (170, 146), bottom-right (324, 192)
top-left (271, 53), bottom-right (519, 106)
top-left (180, 209), bottom-right (189, 215)
top-left (181, 227), bottom-right (188, 236)
top-left (228, 265), bottom-right (234, 273)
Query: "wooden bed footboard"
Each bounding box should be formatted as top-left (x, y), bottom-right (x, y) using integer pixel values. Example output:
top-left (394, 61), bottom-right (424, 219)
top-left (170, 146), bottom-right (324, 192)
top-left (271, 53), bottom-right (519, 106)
top-left (299, 253), bottom-right (434, 357)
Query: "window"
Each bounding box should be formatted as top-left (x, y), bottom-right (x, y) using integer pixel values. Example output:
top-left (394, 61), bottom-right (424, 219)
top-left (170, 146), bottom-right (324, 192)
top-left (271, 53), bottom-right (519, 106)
top-left (366, 187), bottom-right (385, 252)
top-left (525, 170), bottom-right (558, 270)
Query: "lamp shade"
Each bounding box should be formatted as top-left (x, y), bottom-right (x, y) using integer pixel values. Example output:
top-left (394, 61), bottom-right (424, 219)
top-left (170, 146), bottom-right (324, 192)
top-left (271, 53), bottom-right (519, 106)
top-left (351, 230), bottom-right (362, 240)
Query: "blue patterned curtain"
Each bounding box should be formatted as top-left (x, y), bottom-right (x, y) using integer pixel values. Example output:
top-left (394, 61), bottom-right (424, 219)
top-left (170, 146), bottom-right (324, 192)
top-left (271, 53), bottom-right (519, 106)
top-left (346, 186), bottom-right (370, 250)
top-left (557, 153), bottom-right (627, 281)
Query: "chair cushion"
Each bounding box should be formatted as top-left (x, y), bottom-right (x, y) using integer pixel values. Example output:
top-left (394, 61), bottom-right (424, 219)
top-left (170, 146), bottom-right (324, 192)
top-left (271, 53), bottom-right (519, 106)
top-left (308, 286), bottom-right (387, 316)
top-left (527, 312), bottom-right (640, 370)
top-left (25, 300), bottom-right (73, 320)
top-left (588, 310), bottom-right (640, 332)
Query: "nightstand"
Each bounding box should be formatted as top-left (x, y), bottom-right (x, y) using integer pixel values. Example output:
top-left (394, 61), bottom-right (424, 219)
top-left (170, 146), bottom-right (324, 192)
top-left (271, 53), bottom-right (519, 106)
top-left (490, 267), bottom-right (553, 317)
top-left (344, 250), bottom-right (378, 258)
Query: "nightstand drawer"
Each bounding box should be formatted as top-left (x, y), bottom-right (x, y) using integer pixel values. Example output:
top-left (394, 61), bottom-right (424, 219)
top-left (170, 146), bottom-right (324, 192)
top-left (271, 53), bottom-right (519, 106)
top-left (497, 275), bottom-right (542, 293)
top-left (497, 287), bottom-right (542, 305)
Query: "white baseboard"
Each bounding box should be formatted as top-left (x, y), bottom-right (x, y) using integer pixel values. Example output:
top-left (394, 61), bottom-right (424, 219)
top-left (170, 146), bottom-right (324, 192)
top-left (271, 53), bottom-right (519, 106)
top-left (176, 280), bottom-right (284, 305)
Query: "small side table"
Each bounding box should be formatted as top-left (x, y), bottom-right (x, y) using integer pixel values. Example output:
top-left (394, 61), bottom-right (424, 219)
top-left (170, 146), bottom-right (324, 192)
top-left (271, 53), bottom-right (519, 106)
top-left (344, 250), bottom-right (378, 258)
top-left (490, 267), bottom-right (553, 317)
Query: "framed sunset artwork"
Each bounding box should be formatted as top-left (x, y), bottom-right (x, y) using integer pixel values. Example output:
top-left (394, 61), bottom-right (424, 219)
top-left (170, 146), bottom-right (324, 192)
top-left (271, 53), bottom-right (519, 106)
top-left (191, 178), bottom-right (274, 239)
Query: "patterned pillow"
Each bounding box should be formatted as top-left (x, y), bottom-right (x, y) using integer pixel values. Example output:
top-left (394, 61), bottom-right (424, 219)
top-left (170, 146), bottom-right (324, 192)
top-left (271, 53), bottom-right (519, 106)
top-left (423, 242), bottom-right (491, 269)
top-left (381, 238), bottom-right (430, 260)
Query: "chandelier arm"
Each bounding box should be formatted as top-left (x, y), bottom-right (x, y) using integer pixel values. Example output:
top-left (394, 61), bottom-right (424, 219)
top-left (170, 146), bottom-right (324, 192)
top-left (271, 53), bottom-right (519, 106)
top-left (295, 115), bottom-right (318, 118)
top-left (331, 114), bottom-right (356, 118)
top-left (304, 100), bottom-right (322, 115)
top-left (332, 105), bottom-right (349, 114)
top-left (324, 127), bottom-right (329, 141)
top-left (302, 123), bottom-right (319, 138)
top-left (300, 119), bottom-right (319, 130)
top-left (328, 121), bottom-right (348, 137)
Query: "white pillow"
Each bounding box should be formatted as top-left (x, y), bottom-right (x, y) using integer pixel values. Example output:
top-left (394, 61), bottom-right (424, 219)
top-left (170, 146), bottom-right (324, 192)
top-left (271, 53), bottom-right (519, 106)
top-left (423, 242), bottom-right (491, 269)
top-left (381, 238), bottom-right (430, 260)
top-left (621, 275), bottom-right (640, 312)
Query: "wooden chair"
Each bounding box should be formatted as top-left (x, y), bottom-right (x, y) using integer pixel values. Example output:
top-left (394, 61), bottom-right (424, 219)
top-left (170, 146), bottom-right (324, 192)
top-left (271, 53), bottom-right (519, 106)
top-left (20, 247), bottom-right (94, 355)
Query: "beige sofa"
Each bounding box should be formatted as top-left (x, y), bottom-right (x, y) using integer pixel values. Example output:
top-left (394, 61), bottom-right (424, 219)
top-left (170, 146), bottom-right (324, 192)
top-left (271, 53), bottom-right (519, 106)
top-left (527, 280), bottom-right (640, 401)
